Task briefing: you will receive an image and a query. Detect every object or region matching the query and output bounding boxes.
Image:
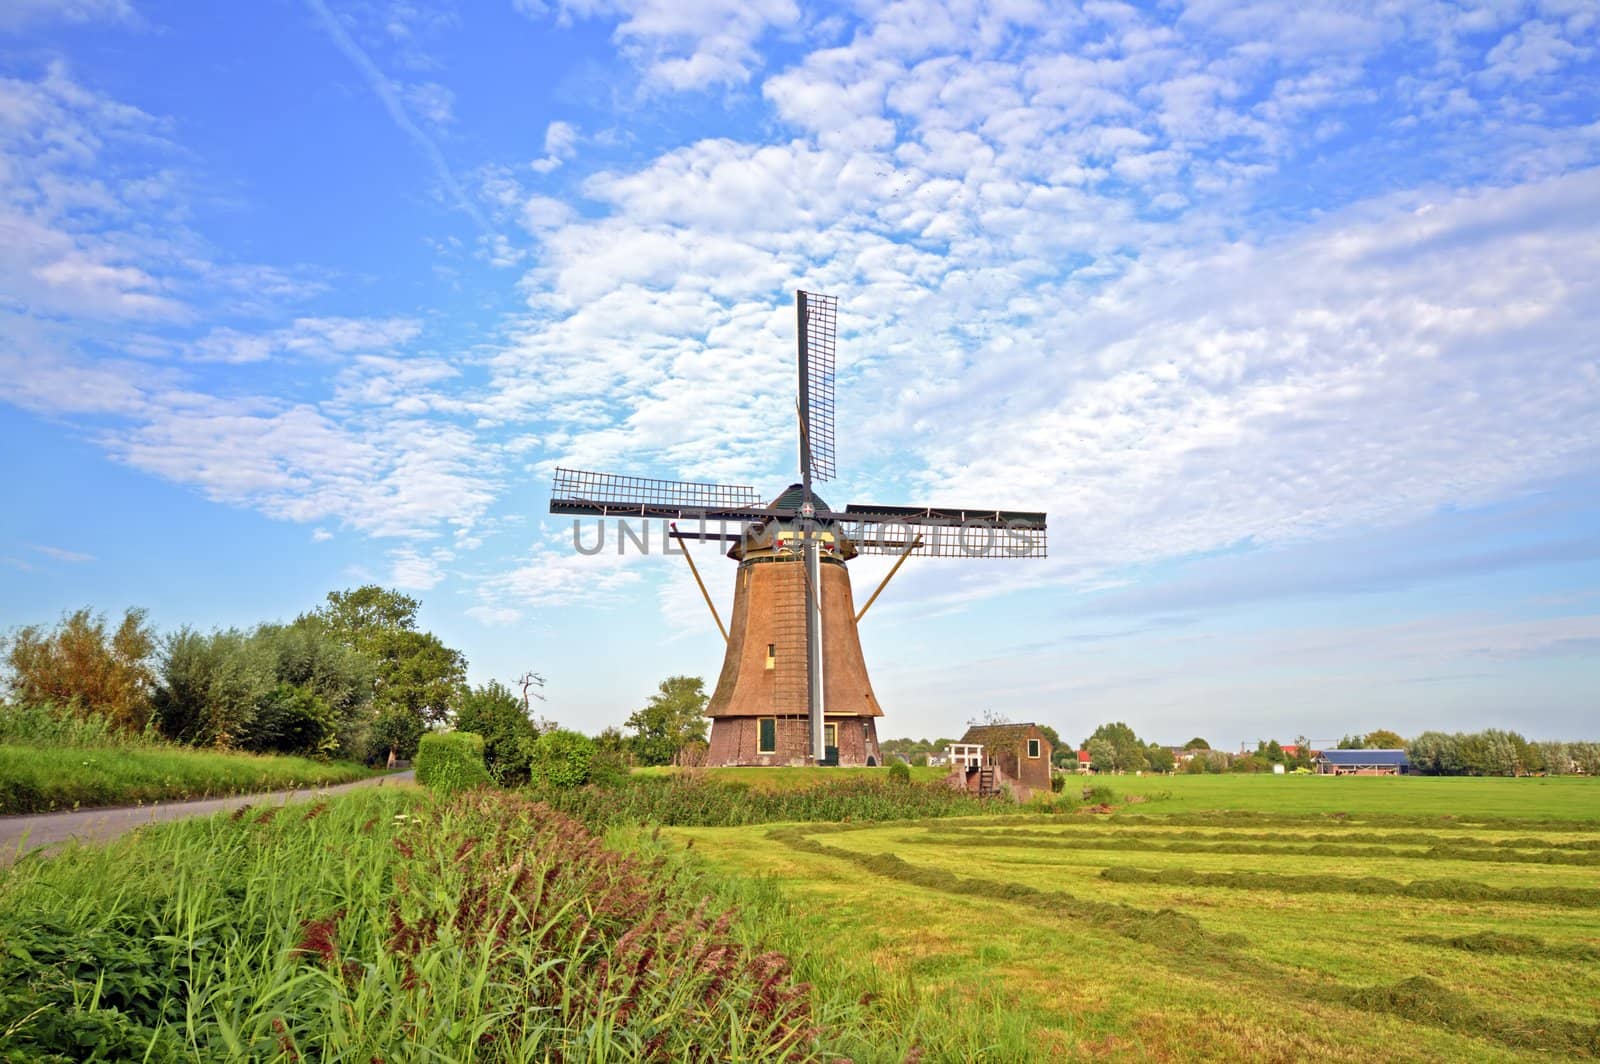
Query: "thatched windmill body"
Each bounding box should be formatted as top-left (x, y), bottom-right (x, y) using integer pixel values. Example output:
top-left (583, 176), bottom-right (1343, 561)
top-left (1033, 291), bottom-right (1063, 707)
top-left (550, 291), bottom-right (1048, 766)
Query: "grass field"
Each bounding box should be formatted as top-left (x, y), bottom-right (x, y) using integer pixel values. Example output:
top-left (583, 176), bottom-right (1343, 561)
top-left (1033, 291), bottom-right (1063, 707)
top-left (0, 743), bottom-right (372, 814)
top-left (1098, 771), bottom-right (1600, 821)
top-left (671, 776), bottom-right (1600, 1061)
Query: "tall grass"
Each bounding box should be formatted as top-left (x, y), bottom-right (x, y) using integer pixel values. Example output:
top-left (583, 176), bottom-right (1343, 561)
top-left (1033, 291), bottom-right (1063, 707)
top-left (0, 700), bottom-right (163, 749)
top-left (0, 789), bottom-right (857, 1061)
top-left (530, 774), bottom-right (1021, 829)
top-left (0, 744), bottom-right (370, 814)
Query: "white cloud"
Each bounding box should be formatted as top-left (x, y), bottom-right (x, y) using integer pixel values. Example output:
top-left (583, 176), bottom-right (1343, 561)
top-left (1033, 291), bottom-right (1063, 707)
top-left (465, 604), bottom-right (523, 626)
top-left (531, 120), bottom-right (580, 172)
top-left (0, 0), bottom-right (134, 32)
top-left (31, 544), bottom-right (95, 562)
top-left (520, 0), bottom-right (800, 90)
top-left (311, 528), bottom-right (333, 542)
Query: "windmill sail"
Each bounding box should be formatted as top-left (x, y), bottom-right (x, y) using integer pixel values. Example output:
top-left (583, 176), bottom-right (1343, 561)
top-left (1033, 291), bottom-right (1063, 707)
top-left (549, 468), bottom-right (764, 520)
top-left (796, 290), bottom-right (837, 484)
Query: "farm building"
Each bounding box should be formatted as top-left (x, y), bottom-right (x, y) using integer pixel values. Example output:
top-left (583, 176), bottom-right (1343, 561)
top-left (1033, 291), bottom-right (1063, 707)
top-left (1315, 749), bottom-right (1410, 775)
top-left (1075, 749), bottom-right (1093, 774)
top-left (948, 723), bottom-right (1054, 799)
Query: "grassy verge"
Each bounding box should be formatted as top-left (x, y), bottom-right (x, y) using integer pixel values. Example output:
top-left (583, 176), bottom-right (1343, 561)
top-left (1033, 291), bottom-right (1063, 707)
top-left (0, 744), bottom-right (372, 814)
top-left (0, 788), bottom-right (864, 1061)
top-left (531, 772), bottom-right (1033, 829)
top-left (631, 764), bottom-right (950, 789)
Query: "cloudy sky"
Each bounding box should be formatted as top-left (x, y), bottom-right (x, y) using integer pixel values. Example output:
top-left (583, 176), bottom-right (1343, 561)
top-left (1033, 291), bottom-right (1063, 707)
top-left (3, 0), bottom-right (1597, 747)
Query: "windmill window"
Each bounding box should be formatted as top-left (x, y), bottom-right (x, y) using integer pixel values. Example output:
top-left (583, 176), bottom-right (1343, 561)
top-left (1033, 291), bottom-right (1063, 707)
top-left (824, 722), bottom-right (838, 749)
top-left (765, 643), bottom-right (776, 670)
top-left (758, 717), bottom-right (777, 754)
top-left (1027, 738), bottom-right (1041, 759)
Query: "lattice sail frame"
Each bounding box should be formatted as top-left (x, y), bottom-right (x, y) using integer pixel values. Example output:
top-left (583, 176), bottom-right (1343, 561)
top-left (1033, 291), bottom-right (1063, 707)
top-left (799, 291), bottom-right (837, 483)
top-left (550, 468), bottom-right (763, 518)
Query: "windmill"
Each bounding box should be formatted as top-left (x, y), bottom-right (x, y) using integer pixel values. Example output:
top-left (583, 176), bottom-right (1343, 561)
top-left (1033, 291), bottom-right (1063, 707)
top-left (550, 291), bottom-right (1048, 767)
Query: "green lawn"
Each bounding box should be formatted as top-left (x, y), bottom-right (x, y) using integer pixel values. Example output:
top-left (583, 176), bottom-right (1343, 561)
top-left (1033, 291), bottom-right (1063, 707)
top-left (669, 777), bottom-right (1600, 1061)
top-left (0, 743), bottom-right (373, 814)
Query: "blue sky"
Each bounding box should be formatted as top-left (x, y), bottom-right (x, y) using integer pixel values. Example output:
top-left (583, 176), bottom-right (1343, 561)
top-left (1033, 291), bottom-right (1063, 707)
top-left (2, 0), bottom-right (1598, 747)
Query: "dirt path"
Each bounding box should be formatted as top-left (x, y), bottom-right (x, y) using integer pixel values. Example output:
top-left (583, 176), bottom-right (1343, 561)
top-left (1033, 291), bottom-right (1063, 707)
top-left (0, 770), bottom-right (415, 864)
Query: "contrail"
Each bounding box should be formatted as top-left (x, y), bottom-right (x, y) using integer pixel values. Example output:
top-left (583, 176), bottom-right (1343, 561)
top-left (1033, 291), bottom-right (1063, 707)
top-left (305, 0), bottom-right (493, 236)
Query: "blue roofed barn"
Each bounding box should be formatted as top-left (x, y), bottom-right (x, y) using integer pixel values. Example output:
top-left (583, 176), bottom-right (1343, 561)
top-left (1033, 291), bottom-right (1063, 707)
top-left (1315, 749), bottom-right (1410, 776)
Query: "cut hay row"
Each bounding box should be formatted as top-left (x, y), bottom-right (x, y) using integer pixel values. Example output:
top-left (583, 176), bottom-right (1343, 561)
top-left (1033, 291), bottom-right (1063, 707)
top-left (762, 819), bottom-right (1600, 1059)
top-left (906, 828), bottom-right (1600, 865)
top-left (1098, 865), bottom-right (1600, 907)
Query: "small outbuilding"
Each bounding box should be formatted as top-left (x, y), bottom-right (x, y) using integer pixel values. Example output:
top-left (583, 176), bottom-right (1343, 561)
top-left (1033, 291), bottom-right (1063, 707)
top-left (950, 723), bottom-right (1054, 799)
top-left (1315, 749), bottom-right (1410, 775)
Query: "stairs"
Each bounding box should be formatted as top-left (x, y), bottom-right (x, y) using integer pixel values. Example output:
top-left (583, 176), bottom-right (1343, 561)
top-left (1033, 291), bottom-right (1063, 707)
top-left (978, 766), bottom-right (998, 797)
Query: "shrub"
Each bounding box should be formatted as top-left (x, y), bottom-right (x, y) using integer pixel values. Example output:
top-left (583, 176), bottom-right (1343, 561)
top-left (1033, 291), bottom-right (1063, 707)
top-left (454, 680), bottom-right (539, 784)
top-left (1083, 784), bottom-right (1116, 805)
top-left (527, 728), bottom-right (596, 788)
top-left (887, 760), bottom-right (911, 784)
top-left (414, 731), bottom-right (489, 794)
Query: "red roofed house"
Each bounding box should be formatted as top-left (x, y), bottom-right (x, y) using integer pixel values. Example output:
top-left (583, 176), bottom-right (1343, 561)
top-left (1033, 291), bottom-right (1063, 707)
top-left (1076, 749), bottom-right (1093, 774)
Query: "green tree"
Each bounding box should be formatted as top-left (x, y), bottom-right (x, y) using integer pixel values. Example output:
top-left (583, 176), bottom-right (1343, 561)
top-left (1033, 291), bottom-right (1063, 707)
top-left (1086, 737), bottom-right (1115, 774)
top-left (1081, 722), bottom-right (1149, 773)
top-left (153, 627), bottom-right (265, 746)
top-left (455, 680), bottom-right (541, 785)
top-left (4, 607), bottom-right (157, 732)
top-left (310, 586), bottom-right (467, 758)
top-left (625, 675), bottom-right (710, 766)
top-left (1183, 737), bottom-right (1211, 751)
top-left (1145, 744), bottom-right (1176, 773)
top-left (239, 683), bottom-right (337, 757)
top-left (1363, 729), bottom-right (1405, 749)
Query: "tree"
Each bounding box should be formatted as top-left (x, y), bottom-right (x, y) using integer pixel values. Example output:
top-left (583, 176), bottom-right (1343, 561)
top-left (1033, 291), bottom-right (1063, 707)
top-left (1081, 722), bottom-right (1149, 773)
top-left (1145, 744), bottom-right (1176, 773)
top-left (625, 676), bottom-right (710, 766)
top-left (4, 607), bottom-right (157, 732)
top-left (1086, 737), bottom-right (1115, 774)
top-left (456, 680), bottom-right (541, 785)
top-left (310, 586), bottom-right (467, 758)
top-left (153, 627), bottom-right (270, 748)
top-left (1363, 729), bottom-right (1405, 749)
top-left (1183, 737), bottom-right (1211, 751)
top-left (239, 683), bottom-right (337, 757)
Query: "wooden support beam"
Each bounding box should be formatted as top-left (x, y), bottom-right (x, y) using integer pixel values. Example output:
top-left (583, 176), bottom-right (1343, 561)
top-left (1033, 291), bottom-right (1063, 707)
top-left (854, 537), bottom-right (921, 624)
top-left (670, 522), bottom-right (728, 644)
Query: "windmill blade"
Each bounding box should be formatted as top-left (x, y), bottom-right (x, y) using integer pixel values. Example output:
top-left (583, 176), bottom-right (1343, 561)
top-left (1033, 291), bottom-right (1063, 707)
top-left (797, 290), bottom-right (837, 483)
top-left (839, 503), bottom-right (1048, 558)
top-left (550, 467), bottom-right (765, 522)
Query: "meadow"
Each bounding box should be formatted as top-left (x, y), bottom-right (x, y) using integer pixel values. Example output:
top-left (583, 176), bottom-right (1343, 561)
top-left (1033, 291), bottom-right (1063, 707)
top-left (0, 744), bottom-right (372, 814)
top-left (4, 767), bottom-right (1597, 1060)
top-left (672, 774), bottom-right (1600, 1061)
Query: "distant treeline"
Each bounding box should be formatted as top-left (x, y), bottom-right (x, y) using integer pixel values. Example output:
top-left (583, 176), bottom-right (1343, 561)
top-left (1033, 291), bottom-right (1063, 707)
top-left (1408, 730), bottom-right (1599, 777)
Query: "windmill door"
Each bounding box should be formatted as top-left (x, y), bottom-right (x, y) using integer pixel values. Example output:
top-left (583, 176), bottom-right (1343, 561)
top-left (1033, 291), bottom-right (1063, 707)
top-left (824, 722), bottom-right (839, 766)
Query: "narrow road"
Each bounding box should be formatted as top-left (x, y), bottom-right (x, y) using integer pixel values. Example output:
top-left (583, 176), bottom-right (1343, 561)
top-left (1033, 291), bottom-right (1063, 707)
top-left (0, 770), bottom-right (415, 864)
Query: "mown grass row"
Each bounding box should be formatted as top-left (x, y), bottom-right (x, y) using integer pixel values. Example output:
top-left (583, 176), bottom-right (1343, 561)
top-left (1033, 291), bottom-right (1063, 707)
top-left (764, 821), bottom-right (1600, 1058)
top-left (1099, 865), bottom-right (1600, 907)
top-left (0, 789), bottom-right (852, 1061)
top-left (909, 827), bottom-right (1600, 865)
top-left (0, 743), bottom-right (371, 814)
top-left (931, 823), bottom-right (1600, 850)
